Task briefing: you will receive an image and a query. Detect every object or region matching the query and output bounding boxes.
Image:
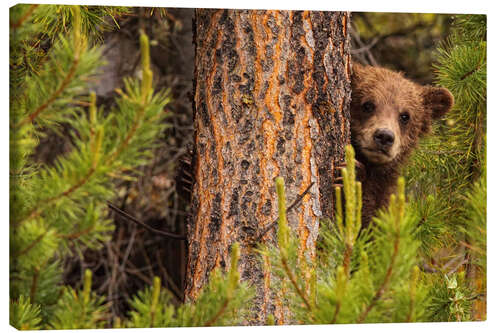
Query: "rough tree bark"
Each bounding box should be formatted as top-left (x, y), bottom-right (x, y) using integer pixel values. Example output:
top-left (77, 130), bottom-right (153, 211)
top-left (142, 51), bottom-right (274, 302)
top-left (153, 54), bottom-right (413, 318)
top-left (186, 9), bottom-right (351, 323)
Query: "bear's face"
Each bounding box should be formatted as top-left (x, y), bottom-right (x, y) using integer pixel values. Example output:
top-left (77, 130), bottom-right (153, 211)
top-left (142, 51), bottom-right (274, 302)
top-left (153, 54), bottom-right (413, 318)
top-left (350, 63), bottom-right (454, 165)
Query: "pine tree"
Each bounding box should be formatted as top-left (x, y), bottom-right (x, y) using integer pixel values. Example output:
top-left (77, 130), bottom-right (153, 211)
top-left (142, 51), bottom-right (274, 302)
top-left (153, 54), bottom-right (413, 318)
top-left (403, 14), bottom-right (486, 320)
top-left (9, 4), bottom-right (170, 328)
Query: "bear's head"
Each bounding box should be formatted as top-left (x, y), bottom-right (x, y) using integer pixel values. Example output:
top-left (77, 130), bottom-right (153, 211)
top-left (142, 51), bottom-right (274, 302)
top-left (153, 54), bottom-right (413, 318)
top-left (350, 63), bottom-right (454, 165)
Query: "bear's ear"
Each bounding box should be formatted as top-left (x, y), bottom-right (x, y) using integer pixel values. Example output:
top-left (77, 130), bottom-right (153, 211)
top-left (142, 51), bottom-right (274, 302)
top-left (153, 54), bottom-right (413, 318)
top-left (351, 62), bottom-right (365, 81)
top-left (351, 62), bottom-right (363, 73)
top-left (351, 61), bottom-right (371, 81)
top-left (422, 86), bottom-right (454, 120)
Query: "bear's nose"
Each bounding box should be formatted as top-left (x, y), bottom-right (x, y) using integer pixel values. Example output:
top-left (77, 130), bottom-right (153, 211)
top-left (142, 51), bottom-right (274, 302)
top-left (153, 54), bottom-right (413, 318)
top-left (373, 129), bottom-right (395, 148)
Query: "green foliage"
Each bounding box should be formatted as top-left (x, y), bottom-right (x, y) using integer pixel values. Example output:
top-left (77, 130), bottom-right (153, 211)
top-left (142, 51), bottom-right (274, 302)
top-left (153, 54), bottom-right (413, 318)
top-left (10, 260), bottom-right (63, 321)
top-left (10, 4), bottom-right (169, 328)
top-left (261, 146), bottom-right (429, 324)
top-left (10, 296), bottom-right (42, 330)
top-left (126, 244), bottom-right (254, 328)
top-left (426, 272), bottom-right (474, 322)
top-left (49, 270), bottom-right (109, 329)
top-left (453, 15), bottom-right (486, 42)
top-left (405, 14), bottom-right (486, 230)
top-left (459, 169), bottom-right (486, 270)
top-left (407, 194), bottom-right (447, 254)
top-left (436, 41), bottom-right (486, 108)
top-left (26, 4), bottom-right (128, 42)
top-left (403, 14), bottom-right (486, 320)
top-left (127, 276), bottom-right (176, 328)
top-left (175, 243), bottom-right (254, 327)
top-left (264, 123), bottom-right (485, 324)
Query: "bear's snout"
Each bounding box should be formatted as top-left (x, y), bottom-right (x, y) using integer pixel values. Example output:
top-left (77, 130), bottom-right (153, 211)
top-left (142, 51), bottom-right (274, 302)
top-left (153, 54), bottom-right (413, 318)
top-left (373, 128), bottom-right (395, 149)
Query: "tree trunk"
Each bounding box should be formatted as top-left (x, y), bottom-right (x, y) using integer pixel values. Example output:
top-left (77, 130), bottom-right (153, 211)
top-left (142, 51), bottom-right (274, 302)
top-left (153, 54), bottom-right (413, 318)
top-left (186, 9), bottom-right (351, 323)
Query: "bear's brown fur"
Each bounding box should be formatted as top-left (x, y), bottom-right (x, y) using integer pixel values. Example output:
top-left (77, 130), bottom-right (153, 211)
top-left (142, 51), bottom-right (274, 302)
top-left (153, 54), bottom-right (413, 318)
top-left (350, 63), bottom-right (454, 227)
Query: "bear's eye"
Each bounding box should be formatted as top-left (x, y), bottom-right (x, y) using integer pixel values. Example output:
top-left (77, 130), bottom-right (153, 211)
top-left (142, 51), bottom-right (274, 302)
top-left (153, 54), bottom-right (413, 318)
top-left (399, 112), bottom-right (410, 124)
top-left (362, 101), bottom-right (375, 114)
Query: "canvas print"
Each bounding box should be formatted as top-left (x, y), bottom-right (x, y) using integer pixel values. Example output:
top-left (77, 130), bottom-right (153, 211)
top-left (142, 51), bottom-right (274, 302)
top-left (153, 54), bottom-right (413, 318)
top-left (9, 4), bottom-right (486, 329)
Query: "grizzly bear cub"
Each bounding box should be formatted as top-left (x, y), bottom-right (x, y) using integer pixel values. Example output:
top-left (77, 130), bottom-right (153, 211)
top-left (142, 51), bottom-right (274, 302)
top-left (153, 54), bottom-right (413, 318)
top-left (349, 62), bottom-right (454, 227)
top-left (176, 63), bottom-right (454, 230)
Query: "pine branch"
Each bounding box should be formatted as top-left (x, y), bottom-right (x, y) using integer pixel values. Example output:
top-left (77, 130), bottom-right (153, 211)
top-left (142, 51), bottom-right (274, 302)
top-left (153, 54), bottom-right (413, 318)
top-left (106, 102), bottom-right (147, 164)
top-left (200, 243), bottom-right (243, 326)
top-left (19, 55), bottom-right (80, 127)
top-left (13, 231), bottom-right (48, 257)
top-left (405, 266), bottom-right (419, 322)
top-left (60, 225), bottom-right (95, 240)
top-left (280, 256), bottom-right (311, 311)
top-left (357, 179), bottom-right (406, 323)
top-left (330, 266), bottom-right (348, 324)
top-left (149, 277), bottom-right (160, 327)
top-left (10, 4), bottom-right (39, 29)
top-left (17, 167), bottom-right (96, 226)
top-left (203, 298), bottom-right (229, 326)
top-left (331, 301), bottom-right (341, 324)
top-left (342, 244), bottom-right (353, 276)
top-left (357, 222), bottom-right (401, 323)
top-left (17, 6), bottom-right (85, 128)
top-left (30, 267), bottom-right (40, 303)
top-left (459, 63), bottom-right (483, 81)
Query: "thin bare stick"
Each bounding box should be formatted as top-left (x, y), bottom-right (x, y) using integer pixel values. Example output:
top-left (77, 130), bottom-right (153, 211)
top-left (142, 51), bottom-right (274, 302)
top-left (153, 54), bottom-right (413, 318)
top-left (107, 201), bottom-right (186, 240)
